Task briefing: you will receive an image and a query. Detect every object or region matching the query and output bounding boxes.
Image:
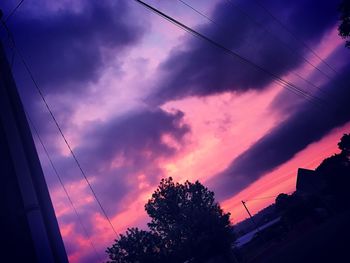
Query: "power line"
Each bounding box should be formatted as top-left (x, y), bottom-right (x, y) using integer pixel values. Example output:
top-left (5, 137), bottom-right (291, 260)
top-left (134, 0), bottom-right (329, 111)
top-left (224, 0), bottom-right (345, 103)
top-left (246, 195), bottom-right (279, 202)
top-left (179, 0), bottom-right (336, 100)
top-left (1, 0), bottom-right (341, 239)
top-left (178, 0), bottom-right (218, 26)
top-left (0, 15), bottom-right (104, 257)
top-left (251, 0), bottom-right (339, 76)
top-left (244, 191), bottom-right (294, 202)
top-left (241, 142), bottom-right (338, 204)
top-left (27, 113), bottom-right (103, 263)
top-left (4, 0), bottom-right (25, 22)
top-left (224, 0), bottom-right (335, 82)
top-left (0, 18), bottom-right (118, 237)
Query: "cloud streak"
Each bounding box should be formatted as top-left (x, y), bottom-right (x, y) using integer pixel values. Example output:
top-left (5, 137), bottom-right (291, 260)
top-left (149, 0), bottom-right (340, 104)
top-left (210, 49), bottom-right (350, 200)
top-left (51, 107), bottom-right (189, 229)
top-left (3, 0), bottom-right (349, 262)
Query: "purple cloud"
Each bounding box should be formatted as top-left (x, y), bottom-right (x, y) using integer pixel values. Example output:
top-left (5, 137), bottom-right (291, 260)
top-left (49, 108), bottom-right (189, 226)
top-left (148, 0), bottom-right (340, 104)
top-left (209, 48), bottom-right (350, 200)
top-left (5, 0), bottom-right (146, 94)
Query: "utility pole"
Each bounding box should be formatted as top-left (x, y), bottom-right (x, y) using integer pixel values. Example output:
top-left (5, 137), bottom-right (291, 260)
top-left (0, 23), bottom-right (68, 262)
top-left (242, 201), bottom-right (254, 220)
top-left (241, 200), bottom-right (263, 237)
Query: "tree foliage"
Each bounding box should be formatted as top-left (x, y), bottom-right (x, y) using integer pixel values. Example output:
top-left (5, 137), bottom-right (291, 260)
top-left (338, 0), bottom-right (350, 48)
top-left (338, 133), bottom-right (350, 156)
top-left (146, 178), bottom-right (235, 262)
top-left (316, 134), bottom-right (350, 179)
top-left (315, 133), bottom-right (350, 208)
top-left (106, 178), bottom-right (236, 263)
top-left (275, 193), bottom-right (291, 212)
top-left (106, 228), bottom-right (162, 263)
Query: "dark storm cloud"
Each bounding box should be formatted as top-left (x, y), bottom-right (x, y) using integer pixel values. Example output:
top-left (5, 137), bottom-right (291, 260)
top-left (259, 0), bottom-right (340, 42)
top-left (209, 51), bottom-right (350, 200)
top-left (4, 0), bottom-right (146, 93)
top-left (0, 0), bottom-right (149, 152)
top-left (79, 108), bottom-right (189, 172)
top-left (53, 108), bottom-right (189, 216)
top-left (149, 0), bottom-right (340, 104)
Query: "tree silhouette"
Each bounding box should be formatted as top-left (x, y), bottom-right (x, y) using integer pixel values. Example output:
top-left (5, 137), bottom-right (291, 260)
top-left (275, 193), bottom-right (291, 212)
top-left (145, 178), bottom-right (235, 262)
top-left (106, 228), bottom-right (162, 263)
top-left (338, 133), bottom-right (350, 156)
top-left (338, 0), bottom-right (350, 48)
top-left (107, 178), bottom-right (236, 263)
top-left (315, 133), bottom-right (350, 209)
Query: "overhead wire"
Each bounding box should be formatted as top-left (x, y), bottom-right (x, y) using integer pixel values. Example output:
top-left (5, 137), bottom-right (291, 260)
top-left (27, 113), bottom-right (103, 262)
top-left (0, 0), bottom-right (342, 113)
top-left (180, 0), bottom-right (336, 100)
top-left (0, 17), bottom-right (118, 237)
top-left (134, 0), bottom-right (330, 112)
top-left (244, 191), bottom-right (294, 202)
top-left (1, 0), bottom-right (343, 239)
top-left (178, 0), bottom-right (218, 26)
top-left (225, 0), bottom-right (336, 82)
top-left (250, 0), bottom-right (339, 76)
top-left (178, 0), bottom-right (340, 115)
top-left (137, 0), bottom-right (347, 219)
top-left (4, 0), bottom-right (25, 22)
top-left (224, 0), bottom-right (345, 109)
top-left (0, 8), bottom-right (103, 257)
top-left (241, 141), bottom-right (339, 204)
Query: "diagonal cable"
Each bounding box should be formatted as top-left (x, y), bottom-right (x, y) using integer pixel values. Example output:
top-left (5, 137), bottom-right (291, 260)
top-left (251, 0), bottom-right (339, 76)
top-left (134, 0), bottom-right (328, 110)
top-left (0, 18), bottom-right (118, 237)
top-left (27, 113), bottom-right (104, 262)
top-left (5, 0), bottom-right (25, 22)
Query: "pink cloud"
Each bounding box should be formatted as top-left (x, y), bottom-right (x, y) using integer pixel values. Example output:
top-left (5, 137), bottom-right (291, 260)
top-left (222, 122), bottom-right (350, 223)
top-left (39, 6), bottom-right (348, 263)
top-left (160, 86), bottom-right (283, 184)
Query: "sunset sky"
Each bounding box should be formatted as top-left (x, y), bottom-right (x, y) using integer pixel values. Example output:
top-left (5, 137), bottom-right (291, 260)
top-left (1, 0), bottom-right (350, 262)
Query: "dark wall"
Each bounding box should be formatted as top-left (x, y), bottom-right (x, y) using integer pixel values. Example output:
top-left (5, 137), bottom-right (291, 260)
top-left (0, 120), bottom-right (37, 262)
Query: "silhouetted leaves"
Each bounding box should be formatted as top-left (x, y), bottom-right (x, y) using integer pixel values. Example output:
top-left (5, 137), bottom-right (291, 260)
top-left (275, 193), bottom-right (291, 212)
top-left (107, 178), bottom-right (236, 263)
top-left (338, 133), bottom-right (350, 155)
top-left (106, 228), bottom-right (162, 263)
top-left (146, 178), bottom-right (235, 262)
top-left (338, 0), bottom-right (350, 48)
top-left (311, 133), bottom-right (350, 210)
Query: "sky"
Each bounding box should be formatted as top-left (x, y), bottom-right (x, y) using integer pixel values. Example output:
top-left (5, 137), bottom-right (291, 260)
top-left (1, 0), bottom-right (350, 262)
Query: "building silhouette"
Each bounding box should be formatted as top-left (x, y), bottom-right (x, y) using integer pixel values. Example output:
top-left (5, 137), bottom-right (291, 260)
top-left (0, 40), bottom-right (68, 262)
